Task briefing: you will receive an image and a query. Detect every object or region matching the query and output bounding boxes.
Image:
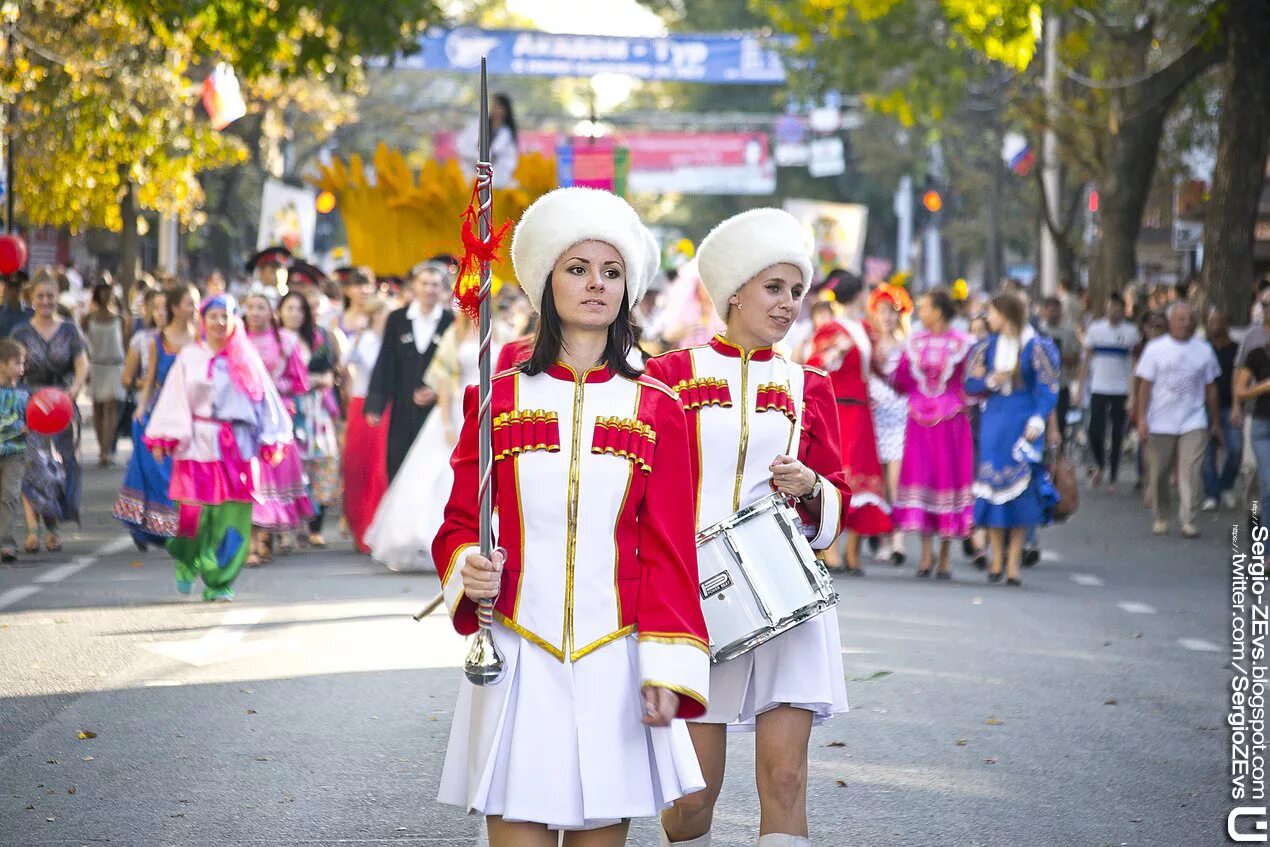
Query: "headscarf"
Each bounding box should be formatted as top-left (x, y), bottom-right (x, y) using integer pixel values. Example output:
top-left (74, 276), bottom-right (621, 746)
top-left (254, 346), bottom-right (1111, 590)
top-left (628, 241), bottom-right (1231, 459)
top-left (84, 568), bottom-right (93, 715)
top-left (201, 293), bottom-right (265, 402)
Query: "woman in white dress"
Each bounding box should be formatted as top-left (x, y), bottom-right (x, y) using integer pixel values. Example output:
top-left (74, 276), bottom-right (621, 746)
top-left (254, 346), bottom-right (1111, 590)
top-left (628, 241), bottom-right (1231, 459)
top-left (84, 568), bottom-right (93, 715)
top-left (646, 209), bottom-right (851, 847)
top-left (366, 312), bottom-right (500, 569)
top-left (867, 282), bottom-right (912, 565)
top-left (83, 282), bottom-right (130, 465)
top-left (432, 187), bottom-right (709, 844)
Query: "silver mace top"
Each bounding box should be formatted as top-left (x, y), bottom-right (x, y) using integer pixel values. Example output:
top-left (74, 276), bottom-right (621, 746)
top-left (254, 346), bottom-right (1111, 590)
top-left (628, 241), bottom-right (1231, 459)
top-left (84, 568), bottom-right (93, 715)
top-left (463, 56), bottom-right (506, 687)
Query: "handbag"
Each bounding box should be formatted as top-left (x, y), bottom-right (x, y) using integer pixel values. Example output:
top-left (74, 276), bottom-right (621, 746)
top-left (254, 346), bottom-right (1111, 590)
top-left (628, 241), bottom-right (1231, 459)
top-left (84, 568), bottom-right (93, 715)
top-left (1049, 447), bottom-right (1079, 521)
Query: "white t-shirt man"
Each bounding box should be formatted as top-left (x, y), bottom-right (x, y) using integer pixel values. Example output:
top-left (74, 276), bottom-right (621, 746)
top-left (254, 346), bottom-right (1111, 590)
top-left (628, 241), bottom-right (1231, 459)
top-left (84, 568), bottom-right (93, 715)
top-left (1134, 334), bottom-right (1221, 435)
top-left (1084, 318), bottom-right (1139, 395)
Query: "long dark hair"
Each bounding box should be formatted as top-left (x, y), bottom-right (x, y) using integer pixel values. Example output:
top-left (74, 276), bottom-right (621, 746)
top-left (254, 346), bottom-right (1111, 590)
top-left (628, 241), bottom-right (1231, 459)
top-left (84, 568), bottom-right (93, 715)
top-left (827, 268), bottom-right (864, 305)
top-left (521, 274), bottom-right (641, 379)
top-left (280, 290), bottom-right (318, 351)
top-left (493, 92), bottom-right (518, 142)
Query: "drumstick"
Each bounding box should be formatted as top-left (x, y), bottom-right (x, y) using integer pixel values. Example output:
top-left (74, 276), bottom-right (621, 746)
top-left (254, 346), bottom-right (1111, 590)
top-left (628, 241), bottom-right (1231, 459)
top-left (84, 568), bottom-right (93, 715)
top-left (412, 592), bottom-right (446, 621)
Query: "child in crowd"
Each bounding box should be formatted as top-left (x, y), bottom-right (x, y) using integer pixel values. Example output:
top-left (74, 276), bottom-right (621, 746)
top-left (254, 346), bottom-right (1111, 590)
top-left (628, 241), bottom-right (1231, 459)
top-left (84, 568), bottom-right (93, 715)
top-left (0, 339), bottom-right (29, 562)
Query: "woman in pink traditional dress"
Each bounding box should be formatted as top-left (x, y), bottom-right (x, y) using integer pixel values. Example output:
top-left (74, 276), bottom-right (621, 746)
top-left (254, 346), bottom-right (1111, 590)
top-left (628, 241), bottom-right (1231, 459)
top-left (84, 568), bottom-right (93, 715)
top-left (888, 288), bottom-right (975, 578)
top-left (242, 292), bottom-right (314, 564)
top-left (144, 294), bottom-right (296, 601)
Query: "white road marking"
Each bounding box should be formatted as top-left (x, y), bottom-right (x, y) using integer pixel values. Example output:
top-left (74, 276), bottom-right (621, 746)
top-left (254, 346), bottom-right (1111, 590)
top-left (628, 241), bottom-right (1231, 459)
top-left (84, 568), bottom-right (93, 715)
top-left (142, 609), bottom-right (275, 667)
top-left (35, 556), bottom-right (98, 584)
top-left (1117, 601), bottom-right (1156, 615)
top-left (0, 585), bottom-right (42, 610)
top-left (97, 535), bottom-right (135, 556)
top-left (1071, 574), bottom-right (1105, 586)
top-left (1041, 550), bottom-right (1063, 562)
top-left (1178, 638), bottom-right (1222, 652)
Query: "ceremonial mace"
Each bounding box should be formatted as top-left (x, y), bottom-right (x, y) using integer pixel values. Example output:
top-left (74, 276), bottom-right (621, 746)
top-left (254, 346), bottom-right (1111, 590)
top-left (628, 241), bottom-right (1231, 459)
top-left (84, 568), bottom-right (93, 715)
top-left (410, 59), bottom-right (509, 684)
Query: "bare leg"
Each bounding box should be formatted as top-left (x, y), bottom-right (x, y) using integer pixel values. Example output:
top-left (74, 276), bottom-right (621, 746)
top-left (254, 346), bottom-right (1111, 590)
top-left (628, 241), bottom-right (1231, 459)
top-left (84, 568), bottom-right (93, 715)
top-left (755, 705), bottom-right (813, 837)
top-left (1006, 528), bottom-right (1026, 581)
top-left (845, 530), bottom-right (861, 571)
top-left (987, 528), bottom-right (1005, 577)
top-left (564, 821), bottom-right (632, 847)
top-left (22, 496), bottom-right (38, 551)
top-left (662, 722), bottom-right (727, 842)
top-left (100, 399), bottom-right (119, 460)
top-left (937, 538), bottom-right (952, 574)
top-left (918, 534), bottom-right (934, 574)
top-left (487, 817), bottom-right (559, 847)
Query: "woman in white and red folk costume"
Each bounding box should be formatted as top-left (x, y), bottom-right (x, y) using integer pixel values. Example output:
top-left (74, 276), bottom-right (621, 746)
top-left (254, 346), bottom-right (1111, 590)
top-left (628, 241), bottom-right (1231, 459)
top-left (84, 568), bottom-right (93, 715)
top-left (645, 208), bottom-right (852, 847)
top-left (431, 187), bottom-right (710, 845)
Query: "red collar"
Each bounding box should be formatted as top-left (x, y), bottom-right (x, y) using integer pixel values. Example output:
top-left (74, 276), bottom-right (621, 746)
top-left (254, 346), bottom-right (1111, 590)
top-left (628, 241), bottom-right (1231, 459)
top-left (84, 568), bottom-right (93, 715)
top-left (709, 334), bottom-right (774, 362)
top-left (545, 362), bottom-right (615, 384)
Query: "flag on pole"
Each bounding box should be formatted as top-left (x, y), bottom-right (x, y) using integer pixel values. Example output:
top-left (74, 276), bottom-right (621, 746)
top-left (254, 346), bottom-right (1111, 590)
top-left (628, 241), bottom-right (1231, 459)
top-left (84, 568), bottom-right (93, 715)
top-left (1001, 132), bottom-right (1034, 177)
top-left (202, 63), bottom-right (247, 131)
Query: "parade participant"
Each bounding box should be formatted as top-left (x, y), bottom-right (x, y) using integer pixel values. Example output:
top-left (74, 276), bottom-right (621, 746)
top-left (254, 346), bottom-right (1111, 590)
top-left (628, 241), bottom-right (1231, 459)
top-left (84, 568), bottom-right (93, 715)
top-left (288, 261), bottom-right (342, 333)
top-left (144, 294), bottom-right (296, 601)
top-left (82, 282), bottom-right (130, 466)
top-left (965, 294), bottom-right (1061, 586)
top-left (432, 187), bottom-right (707, 841)
top-left (340, 294), bottom-right (390, 553)
top-left (1076, 293), bottom-right (1138, 491)
top-left (368, 312), bottom-right (503, 569)
top-left (804, 269), bottom-right (891, 576)
top-left (279, 290), bottom-right (344, 548)
top-left (245, 246), bottom-right (292, 305)
top-left (867, 281), bottom-right (912, 565)
top-left (888, 288), bottom-right (975, 577)
top-left (364, 264), bottom-right (454, 481)
top-left (337, 266), bottom-right (375, 335)
top-left (242, 292), bottom-right (313, 563)
top-left (13, 275), bottom-right (89, 553)
top-left (113, 285), bottom-right (199, 548)
top-left (647, 208), bottom-right (850, 847)
top-left (1135, 301), bottom-right (1221, 538)
top-left (0, 272), bottom-right (33, 338)
top-left (0, 339), bottom-right (29, 562)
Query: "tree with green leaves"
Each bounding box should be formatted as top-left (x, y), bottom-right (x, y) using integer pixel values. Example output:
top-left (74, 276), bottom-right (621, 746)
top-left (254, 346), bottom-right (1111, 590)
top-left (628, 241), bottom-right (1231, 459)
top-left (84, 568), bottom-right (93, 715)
top-left (759, 0), bottom-right (1237, 308)
top-left (1, 0), bottom-right (443, 287)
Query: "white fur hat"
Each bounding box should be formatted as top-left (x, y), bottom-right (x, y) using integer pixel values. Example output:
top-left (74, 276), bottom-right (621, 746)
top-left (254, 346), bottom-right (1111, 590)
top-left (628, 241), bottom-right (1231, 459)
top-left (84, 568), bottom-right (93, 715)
top-left (696, 208), bottom-right (813, 321)
top-left (511, 187), bottom-right (657, 313)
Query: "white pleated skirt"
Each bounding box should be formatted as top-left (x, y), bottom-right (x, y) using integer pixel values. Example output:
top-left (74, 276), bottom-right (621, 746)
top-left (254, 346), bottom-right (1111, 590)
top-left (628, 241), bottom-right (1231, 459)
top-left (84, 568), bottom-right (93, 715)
top-left (694, 611), bottom-right (849, 730)
top-left (437, 624), bottom-right (705, 830)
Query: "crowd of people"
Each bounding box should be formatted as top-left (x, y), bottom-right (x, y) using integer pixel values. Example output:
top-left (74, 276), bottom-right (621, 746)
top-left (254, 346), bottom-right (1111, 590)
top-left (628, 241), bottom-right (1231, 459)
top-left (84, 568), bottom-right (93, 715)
top-left (0, 191), bottom-right (1261, 845)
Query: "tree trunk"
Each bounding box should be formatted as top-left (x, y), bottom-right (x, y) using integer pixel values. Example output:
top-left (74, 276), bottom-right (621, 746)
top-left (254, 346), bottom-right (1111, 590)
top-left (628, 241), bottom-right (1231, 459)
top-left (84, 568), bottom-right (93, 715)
top-left (118, 177), bottom-right (138, 294)
top-left (1201, 0), bottom-right (1270, 324)
top-left (1088, 40), bottom-right (1222, 307)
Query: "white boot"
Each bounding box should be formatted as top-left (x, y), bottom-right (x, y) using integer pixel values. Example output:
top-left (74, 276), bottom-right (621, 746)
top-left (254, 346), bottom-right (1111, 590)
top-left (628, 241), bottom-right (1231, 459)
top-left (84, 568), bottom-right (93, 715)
top-left (757, 835), bottom-right (811, 847)
top-left (661, 831), bottom-right (711, 847)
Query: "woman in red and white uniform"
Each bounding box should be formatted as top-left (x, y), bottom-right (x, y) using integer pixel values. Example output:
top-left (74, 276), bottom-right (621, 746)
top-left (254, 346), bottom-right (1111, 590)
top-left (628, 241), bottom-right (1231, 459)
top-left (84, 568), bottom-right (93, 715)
top-left (804, 269), bottom-right (893, 575)
top-left (646, 209), bottom-right (851, 847)
top-left (432, 187), bottom-right (710, 844)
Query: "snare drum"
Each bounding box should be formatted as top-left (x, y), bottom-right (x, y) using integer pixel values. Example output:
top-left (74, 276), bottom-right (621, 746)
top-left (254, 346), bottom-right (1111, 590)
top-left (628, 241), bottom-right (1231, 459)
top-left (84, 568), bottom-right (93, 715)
top-left (695, 493), bottom-right (837, 664)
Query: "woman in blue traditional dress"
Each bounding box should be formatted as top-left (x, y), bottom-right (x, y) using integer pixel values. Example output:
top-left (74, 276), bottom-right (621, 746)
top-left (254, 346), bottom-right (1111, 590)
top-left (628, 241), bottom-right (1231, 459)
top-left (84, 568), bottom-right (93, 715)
top-left (965, 293), bottom-right (1060, 586)
top-left (113, 286), bottom-right (200, 549)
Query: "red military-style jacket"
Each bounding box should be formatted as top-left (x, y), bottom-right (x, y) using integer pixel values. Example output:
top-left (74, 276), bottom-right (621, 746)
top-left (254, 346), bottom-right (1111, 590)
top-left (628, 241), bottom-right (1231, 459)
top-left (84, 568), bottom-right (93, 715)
top-left (432, 361), bottom-right (710, 718)
top-left (645, 335), bottom-right (851, 544)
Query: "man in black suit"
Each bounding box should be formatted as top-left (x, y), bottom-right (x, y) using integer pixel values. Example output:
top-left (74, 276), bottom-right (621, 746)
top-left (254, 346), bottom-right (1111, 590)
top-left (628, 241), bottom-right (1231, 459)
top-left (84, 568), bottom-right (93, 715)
top-left (364, 264), bottom-right (454, 480)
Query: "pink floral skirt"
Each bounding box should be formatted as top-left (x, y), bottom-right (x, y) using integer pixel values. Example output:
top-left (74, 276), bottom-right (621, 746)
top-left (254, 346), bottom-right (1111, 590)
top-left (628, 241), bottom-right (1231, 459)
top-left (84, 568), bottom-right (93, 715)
top-left (893, 413), bottom-right (974, 538)
top-left (251, 443), bottom-right (314, 532)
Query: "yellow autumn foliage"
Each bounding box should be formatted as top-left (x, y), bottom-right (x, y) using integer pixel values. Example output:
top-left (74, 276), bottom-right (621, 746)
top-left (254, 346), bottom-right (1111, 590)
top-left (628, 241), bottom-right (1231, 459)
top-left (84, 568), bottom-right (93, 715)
top-left (310, 144), bottom-right (557, 279)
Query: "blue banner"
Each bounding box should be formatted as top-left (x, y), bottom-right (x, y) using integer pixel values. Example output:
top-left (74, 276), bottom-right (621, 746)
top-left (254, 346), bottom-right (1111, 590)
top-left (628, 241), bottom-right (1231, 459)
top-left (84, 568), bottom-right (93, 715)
top-left (394, 27), bottom-right (788, 85)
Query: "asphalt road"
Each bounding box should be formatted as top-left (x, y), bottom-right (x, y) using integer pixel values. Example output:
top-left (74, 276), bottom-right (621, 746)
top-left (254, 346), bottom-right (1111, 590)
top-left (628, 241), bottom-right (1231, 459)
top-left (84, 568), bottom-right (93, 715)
top-left (0, 444), bottom-right (1236, 846)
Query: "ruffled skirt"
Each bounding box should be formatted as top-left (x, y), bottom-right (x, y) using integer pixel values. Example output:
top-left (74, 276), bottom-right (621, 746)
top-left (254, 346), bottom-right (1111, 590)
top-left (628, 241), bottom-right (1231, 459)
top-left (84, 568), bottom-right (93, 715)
top-left (693, 611), bottom-right (848, 730)
top-left (438, 625), bottom-right (704, 830)
top-left (250, 443), bottom-right (314, 531)
top-left (893, 413), bottom-right (974, 538)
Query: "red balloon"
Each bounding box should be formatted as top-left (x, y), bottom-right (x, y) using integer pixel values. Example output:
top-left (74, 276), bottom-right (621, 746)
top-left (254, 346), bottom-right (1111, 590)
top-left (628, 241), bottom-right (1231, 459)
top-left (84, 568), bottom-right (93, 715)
top-left (0, 234), bottom-right (26, 276)
top-left (26, 387), bottom-right (74, 436)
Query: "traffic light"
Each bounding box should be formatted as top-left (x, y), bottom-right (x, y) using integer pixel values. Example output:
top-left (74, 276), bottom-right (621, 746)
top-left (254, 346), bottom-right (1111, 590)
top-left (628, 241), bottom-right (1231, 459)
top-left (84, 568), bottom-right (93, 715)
top-left (922, 188), bottom-right (943, 214)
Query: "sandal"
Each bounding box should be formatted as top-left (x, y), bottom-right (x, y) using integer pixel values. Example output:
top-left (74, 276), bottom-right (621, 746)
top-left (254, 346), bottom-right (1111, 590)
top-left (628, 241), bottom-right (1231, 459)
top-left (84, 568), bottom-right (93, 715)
top-left (307, 533), bottom-right (327, 549)
top-left (45, 534), bottom-right (61, 553)
top-left (23, 534), bottom-right (39, 554)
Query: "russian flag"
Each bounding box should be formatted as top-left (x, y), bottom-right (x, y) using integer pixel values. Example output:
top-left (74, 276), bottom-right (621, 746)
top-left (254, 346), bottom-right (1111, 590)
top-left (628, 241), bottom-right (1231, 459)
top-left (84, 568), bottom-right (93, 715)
top-left (1001, 132), bottom-right (1034, 177)
top-left (201, 63), bottom-right (247, 131)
